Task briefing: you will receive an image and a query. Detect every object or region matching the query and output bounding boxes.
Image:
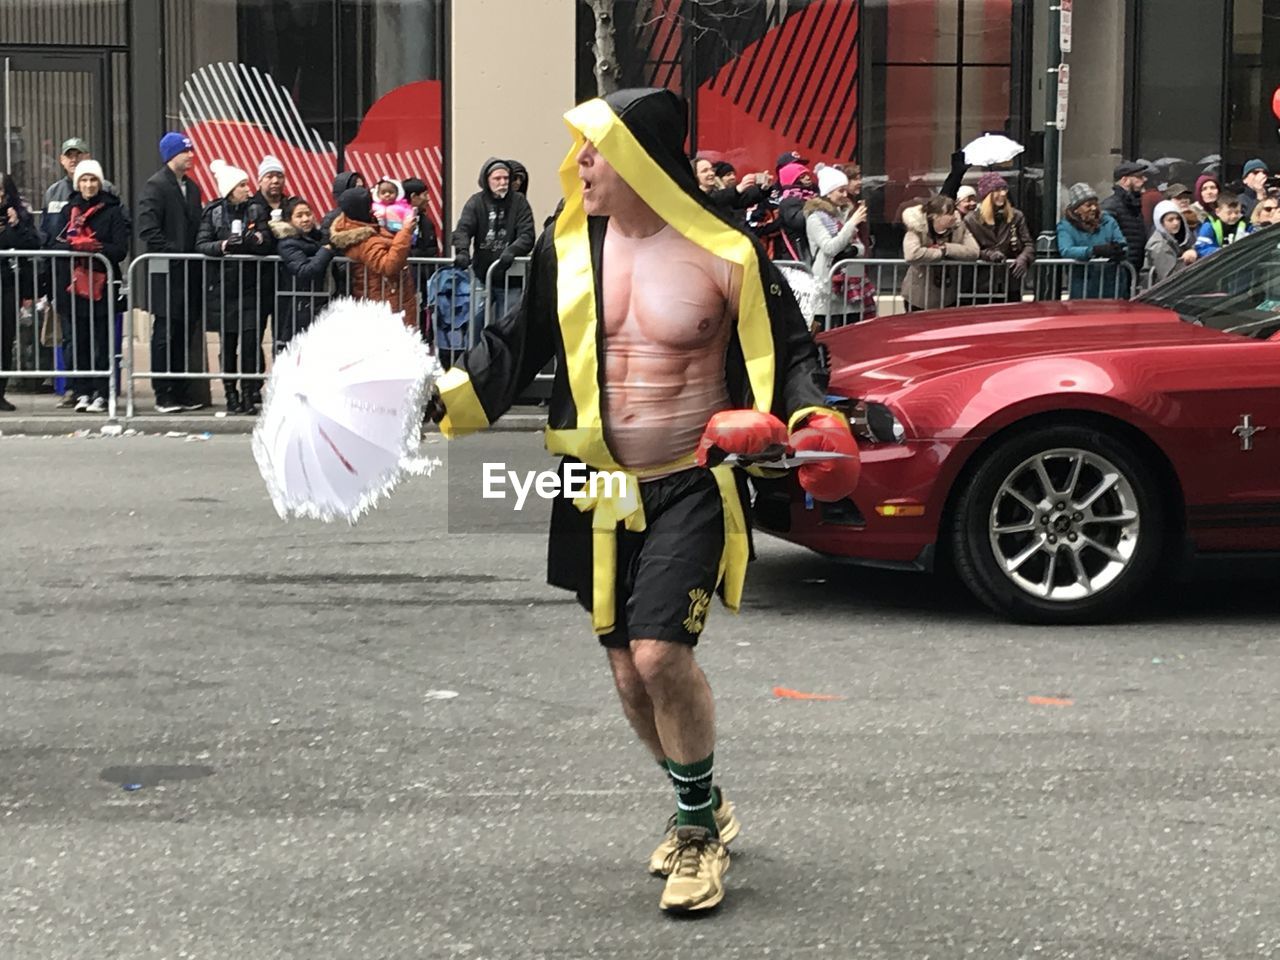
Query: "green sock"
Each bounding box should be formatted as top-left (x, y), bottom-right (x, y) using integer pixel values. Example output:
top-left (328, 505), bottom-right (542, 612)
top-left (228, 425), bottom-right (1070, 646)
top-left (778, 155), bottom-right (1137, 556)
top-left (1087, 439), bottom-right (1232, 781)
top-left (667, 754), bottom-right (718, 835)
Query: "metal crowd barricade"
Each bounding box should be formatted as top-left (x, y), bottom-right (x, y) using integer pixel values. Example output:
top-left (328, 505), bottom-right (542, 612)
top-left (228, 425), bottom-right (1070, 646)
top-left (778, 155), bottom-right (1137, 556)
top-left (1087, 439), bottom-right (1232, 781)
top-left (824, 258), bottom-right (1018, 329)
top-left (1, 249), bottom-right (119, 418)
top-left (126, 252), bottom-right (463, 416)
top-left (1031, 258), bottom-right (1139, 302)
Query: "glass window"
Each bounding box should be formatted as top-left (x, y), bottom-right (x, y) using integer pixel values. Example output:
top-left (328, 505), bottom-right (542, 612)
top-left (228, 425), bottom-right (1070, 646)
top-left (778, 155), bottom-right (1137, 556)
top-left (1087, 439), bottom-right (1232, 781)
top-left (162, 0), bottom-right (445, 228)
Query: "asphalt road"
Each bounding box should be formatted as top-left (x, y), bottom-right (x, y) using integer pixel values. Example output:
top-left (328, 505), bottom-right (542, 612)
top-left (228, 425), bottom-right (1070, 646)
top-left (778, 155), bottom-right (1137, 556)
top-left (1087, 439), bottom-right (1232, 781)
top-left (2, 432), bottom-right (1279, 959)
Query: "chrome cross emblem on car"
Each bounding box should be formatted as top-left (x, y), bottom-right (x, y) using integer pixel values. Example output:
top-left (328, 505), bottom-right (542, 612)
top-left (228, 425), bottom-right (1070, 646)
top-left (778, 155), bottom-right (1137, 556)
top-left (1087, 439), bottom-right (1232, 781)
top-left (1233, 414), bottom-right (1266, 451)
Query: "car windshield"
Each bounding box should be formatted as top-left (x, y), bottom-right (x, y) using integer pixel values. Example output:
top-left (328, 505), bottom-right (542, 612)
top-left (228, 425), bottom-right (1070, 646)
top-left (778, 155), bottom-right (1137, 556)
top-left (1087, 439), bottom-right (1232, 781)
top-left (1139, 228), bottom-right (1280, 339)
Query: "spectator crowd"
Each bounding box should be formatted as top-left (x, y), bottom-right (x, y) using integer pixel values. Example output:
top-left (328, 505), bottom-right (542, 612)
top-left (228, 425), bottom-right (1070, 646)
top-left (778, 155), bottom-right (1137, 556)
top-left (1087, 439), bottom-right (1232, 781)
top-left (2, 129), bottom-right (1278, 415)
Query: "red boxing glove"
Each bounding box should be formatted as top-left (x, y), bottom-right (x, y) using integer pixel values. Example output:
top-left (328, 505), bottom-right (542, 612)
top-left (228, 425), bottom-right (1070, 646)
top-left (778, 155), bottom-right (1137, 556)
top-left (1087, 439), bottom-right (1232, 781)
top-left (790, 413), bottom-right (861, 502)
top-left (696, 409), bottom-right (788, 468)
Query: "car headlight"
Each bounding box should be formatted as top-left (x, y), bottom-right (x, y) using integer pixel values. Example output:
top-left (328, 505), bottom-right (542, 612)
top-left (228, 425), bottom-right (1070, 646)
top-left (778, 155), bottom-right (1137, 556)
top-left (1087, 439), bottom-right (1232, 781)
top-left (849, 400), bottom-right (907, 444)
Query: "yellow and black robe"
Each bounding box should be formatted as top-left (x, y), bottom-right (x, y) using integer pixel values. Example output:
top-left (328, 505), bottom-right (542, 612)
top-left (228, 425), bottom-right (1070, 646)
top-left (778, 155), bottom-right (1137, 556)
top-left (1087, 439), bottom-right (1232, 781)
top-left (436, 88), bottom-right (839, 634)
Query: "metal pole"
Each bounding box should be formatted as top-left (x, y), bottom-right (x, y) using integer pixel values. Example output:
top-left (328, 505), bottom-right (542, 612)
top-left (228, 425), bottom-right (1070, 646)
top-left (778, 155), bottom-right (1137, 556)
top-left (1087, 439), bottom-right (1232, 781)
top-left (1043, 4), bottom-right (1063, 234)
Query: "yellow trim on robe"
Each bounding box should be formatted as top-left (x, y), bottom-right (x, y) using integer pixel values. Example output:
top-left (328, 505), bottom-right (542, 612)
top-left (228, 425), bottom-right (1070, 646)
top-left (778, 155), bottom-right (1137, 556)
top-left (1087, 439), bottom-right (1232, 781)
top-left (572, 460), bottom-right (750, 635)
top-left (545, 96), bottom-right (782, 634)
top-left (787, 405), bottom-right (848, 433)
top-left (437, 366), bottom-right (490, 439)
top-left (560, 97), bottom-right (776, 419)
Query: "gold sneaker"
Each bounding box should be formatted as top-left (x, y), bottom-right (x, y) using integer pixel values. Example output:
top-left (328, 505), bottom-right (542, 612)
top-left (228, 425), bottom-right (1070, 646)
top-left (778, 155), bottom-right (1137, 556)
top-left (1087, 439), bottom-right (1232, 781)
top-left (648, 793), bottom-right (740, 876)
top-left (659, 826), bottom-right (730, 913)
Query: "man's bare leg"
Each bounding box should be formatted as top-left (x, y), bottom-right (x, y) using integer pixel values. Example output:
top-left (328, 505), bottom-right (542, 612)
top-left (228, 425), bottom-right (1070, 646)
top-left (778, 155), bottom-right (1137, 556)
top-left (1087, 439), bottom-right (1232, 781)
top-left (606, 647), bottom-right (665, 764)
top-left (628, 640), bottom-right (715, 764)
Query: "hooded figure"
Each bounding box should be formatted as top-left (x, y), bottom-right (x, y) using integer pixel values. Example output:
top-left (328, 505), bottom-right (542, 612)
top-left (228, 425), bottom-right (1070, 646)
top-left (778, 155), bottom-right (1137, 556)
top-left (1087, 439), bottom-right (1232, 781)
top-left (1144, 199), bottom-right (1196, 283)
top-left (506, 159), bottom-right (530, 196)
top-left (429, 90), bottom-right (852, 913)
top-left (319, 171), bottom-right (364, 243)
top-left (450, 157), bottom-right (536, 282)
top-left (327, 186), bottom-right (420, 326)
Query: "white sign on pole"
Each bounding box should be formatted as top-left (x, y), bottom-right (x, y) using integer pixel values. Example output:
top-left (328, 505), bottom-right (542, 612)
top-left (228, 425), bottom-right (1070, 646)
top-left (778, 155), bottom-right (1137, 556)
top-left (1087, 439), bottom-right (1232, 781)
top-left (1055, 63), bottom-right (1070, 131)
top-left (1060, 0), bottom-right (1073, 54)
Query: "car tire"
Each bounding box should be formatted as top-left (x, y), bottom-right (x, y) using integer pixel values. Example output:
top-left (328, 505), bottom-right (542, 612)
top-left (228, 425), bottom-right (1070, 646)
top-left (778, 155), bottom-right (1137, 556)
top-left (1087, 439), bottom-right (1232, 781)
top-left (949, 423), bottom-right (1167, 624)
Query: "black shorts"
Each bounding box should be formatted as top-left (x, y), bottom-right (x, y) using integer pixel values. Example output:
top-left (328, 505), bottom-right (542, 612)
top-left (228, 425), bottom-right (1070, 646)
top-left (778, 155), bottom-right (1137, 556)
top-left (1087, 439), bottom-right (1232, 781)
top-left (547, 461), bottom-right (743, 648)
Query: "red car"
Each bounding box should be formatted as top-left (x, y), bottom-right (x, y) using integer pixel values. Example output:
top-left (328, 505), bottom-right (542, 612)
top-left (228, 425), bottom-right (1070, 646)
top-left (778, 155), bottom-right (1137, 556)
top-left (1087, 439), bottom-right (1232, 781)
top-left (754, 231), bottom-right (1280, 623)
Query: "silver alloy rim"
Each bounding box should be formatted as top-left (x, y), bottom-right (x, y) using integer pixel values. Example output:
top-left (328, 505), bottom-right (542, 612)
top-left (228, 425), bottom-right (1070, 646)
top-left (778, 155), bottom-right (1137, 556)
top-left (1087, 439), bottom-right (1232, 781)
top-left (987, 447), bottom-right (1140, 602)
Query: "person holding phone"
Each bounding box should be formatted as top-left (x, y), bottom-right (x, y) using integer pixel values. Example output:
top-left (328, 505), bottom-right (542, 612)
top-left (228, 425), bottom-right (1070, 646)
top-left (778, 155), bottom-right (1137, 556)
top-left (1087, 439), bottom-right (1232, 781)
top-left (195, 159), bottom-right (275, 414)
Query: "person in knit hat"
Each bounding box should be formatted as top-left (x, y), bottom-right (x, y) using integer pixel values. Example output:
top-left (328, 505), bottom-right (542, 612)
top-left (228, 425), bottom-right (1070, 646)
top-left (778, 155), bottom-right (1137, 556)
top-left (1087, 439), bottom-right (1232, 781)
top-left (963, 171), bottom-right (1034, 302)
top-left (1055, 182), bottom-right (1130, 299)
top-left (48, 158), bottom-right (130, 413)
top-left (955, 184), bottom-right (978, 218)
top-left (195, 159), bottom-right (275, 414)
top-left (804, 165), bottom-right (870, 330)
top-left (771, 162), bottom-right (818, 262)
top-left (254, 154), bottom-right (287, 215)
top-left (136, 131), bottom-right (204, 413)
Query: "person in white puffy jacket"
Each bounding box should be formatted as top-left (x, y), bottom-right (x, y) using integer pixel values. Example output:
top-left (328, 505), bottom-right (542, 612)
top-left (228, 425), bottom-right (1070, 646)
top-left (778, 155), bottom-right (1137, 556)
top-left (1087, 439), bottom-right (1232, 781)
top-left (804, 164), bottom-right (868, 331)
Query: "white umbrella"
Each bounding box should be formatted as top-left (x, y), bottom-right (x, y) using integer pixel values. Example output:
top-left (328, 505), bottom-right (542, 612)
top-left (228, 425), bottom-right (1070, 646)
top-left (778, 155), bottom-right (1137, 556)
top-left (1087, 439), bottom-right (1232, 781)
top-left (963, 133), bottom-right (1025, 167)
top-left (252, 297), bottom-right (442, 523)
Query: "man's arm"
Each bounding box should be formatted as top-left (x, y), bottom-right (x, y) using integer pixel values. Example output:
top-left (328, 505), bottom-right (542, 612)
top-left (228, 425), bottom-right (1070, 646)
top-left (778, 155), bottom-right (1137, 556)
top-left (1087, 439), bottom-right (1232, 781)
top-left (450, 195), bottom-right (478, 256)
top-left (136, 181), bottom-right (174, 253)
top-left (436, 226), bottom-right (558, 437)
top-left (503, 195), bottom-right (536, 259)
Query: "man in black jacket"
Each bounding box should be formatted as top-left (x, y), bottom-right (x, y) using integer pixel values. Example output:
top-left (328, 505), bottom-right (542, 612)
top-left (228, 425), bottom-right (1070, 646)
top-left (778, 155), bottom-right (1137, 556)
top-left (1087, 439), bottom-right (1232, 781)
top-left (450, 158), bottom-right (535, 322)
top-left (1101, 161), bottom-right (1151, 274)
top-left (136, 132), bottom-right (205, 412)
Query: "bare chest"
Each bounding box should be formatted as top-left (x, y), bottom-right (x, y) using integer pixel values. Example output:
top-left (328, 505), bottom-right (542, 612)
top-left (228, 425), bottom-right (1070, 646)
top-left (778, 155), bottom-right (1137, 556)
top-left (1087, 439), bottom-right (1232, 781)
top-left (601, 226), bottom-right (734, 350)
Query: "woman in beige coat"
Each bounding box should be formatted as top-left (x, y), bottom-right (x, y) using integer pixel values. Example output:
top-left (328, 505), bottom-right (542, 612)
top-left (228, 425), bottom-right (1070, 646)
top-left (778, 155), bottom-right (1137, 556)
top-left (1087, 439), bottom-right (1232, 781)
top-left (901, 194), bottom-right (979, 311)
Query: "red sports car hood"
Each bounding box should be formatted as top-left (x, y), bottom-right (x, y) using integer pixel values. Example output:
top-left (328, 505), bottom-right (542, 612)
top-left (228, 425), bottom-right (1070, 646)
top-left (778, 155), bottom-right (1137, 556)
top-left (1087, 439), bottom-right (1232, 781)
top-left (820, 300), bottom-right (1240, 394)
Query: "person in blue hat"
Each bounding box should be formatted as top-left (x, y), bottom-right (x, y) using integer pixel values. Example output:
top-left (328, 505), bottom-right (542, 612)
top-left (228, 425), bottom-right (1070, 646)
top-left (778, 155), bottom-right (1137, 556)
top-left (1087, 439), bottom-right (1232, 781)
top-left (136, 132), bottom-right (206, 412)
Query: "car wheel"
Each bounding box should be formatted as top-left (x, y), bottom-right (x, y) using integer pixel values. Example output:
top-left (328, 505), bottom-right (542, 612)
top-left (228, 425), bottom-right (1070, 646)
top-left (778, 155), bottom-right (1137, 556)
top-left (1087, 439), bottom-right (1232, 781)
top-left (950, 424), bottom-right (1166, 624)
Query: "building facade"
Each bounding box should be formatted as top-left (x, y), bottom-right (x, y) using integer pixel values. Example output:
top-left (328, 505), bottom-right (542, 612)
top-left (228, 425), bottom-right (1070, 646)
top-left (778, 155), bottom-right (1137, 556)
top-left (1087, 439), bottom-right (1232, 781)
top-left (0, 0), bottom-right (1274, 246)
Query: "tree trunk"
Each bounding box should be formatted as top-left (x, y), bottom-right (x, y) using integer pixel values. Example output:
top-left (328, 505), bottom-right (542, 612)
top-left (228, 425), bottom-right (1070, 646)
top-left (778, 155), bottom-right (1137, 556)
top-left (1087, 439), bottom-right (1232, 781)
top-left (589, 0), bottom-right (620, 96)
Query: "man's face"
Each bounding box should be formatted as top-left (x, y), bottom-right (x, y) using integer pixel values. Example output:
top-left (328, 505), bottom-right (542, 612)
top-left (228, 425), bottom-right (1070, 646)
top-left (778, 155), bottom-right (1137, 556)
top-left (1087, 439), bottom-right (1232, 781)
top-left (488, 168), bottom-right (510, 198)
top-left (260, 171), bottom-right (285, 200)
top-left (171, 150), bottom-right (194, 175)
top-left (1174, 195), bottom-right (1192, 212)
top-left (1220, 204), bottom-right (1243, 225)
top-left (720, 170), bottom-right (738, 189)
top-left (1121, 174), bottom-right (1147, 193)
top-left (1246, 169), bottom-right (1269, 192)
top-left (61, 150), bottom-right (85, 177)
top-left (576, 141), bottom-right (638, 217)
top-left (408, 191), bottom-right (428, 210)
